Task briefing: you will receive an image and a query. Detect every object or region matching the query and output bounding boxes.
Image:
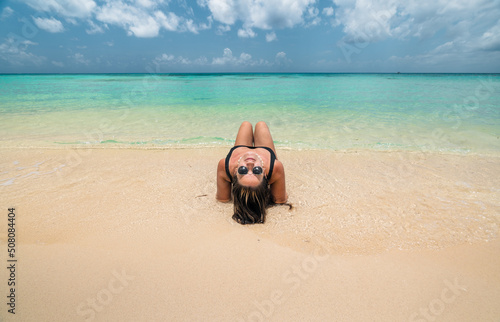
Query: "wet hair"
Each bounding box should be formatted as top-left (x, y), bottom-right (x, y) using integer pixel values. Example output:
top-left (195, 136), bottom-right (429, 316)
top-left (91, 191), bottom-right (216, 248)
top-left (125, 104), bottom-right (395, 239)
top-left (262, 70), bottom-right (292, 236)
top-left (231, 175), bottom-right (272, 224)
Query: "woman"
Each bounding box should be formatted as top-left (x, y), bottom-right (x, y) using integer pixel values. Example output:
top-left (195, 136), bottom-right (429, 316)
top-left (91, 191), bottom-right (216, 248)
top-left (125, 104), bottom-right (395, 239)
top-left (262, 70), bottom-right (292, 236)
top-left (216, 121), bottom-right (288, 224)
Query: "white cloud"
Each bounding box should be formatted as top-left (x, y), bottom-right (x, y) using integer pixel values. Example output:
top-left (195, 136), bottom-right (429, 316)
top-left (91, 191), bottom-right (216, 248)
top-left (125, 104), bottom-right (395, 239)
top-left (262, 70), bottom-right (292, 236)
top-left (305, 6), bottom-right (321, 27)
top-left (155, 53), bottom-right (175, 63)
top-left (136, 0), bottom-right (164, 9)
top-left (333, 0), bottom-right (500, 46)
top-left (266, 31), bottom-right (277, 42)
top-left (478, 22), bottom-right (500, 51)
top-left (330, 0), bottom-right (500, 73)
top-left (153, 48), bottom-right (279, 69)
top-left (52, 61), bottom-right (64, 67)
top-left (95, 2), bottom-right (159, 37)
top-left (185, 17), bottom-right (211, 34)
top-left (216, 24), bottom-right (231, 35)
top-left (212, 48), bottom-right (263, 66)
top-left (131, 16), bottom-right (161, 37)
top-left (205, 0), bottom-right (317, 31)
top-left (95, 1), bottom-right (209, 37)
top-left (0, 37), bottom-right (45, 66)
top-left (154, 11), bottom-right (180, 32)
top-left (237, 28), bottom-right (256, 38)
top-left (333, 0), bottom-right (397, 43)
top-left (21, 0), bottom-right (96, 18)
top-left (205, 0), bottom-right (237, 25)
top-left (276, 52), bottom-right (286, 59)
top-left (20, 0), bottom-right (210, 38)
top-left (71, 53), bottom-right (90, 65)
top-left (86, 20), bottom-right (106, 34)
top-left (275, 51), bottom-right (292, 65)
top-left (240, 52), bottom-right (252, 61)
top-left (1, 6), bottom-right (14, 20)
top-left (322, 7), bottom-right (334, 16)
top-left (194, 56), bottom-right (208, 65)
top-left (153, 53), bottom-right (209, 67)
top-left (33, 17), bottom-right (65, 33)
top-left (212, 48), bottom-right (235, 65)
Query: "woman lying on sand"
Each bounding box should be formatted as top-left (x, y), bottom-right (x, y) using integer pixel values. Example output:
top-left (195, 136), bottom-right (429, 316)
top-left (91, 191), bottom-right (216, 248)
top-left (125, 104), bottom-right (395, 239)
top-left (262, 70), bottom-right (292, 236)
top-left (216, 121), bottom-right (288, 224)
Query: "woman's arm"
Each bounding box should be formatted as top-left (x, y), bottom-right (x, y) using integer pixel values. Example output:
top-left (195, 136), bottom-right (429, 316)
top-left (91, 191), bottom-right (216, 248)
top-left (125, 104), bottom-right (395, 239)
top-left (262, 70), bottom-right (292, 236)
top-left (216, 158), bottom-right (231, 202)
top-left (269, 160), bottom-right (287, 204)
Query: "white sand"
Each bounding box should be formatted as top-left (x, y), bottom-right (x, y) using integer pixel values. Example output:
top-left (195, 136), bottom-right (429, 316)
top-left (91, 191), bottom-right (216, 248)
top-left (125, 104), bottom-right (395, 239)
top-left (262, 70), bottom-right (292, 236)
top-left (0, 147), bottom-right (499, 321)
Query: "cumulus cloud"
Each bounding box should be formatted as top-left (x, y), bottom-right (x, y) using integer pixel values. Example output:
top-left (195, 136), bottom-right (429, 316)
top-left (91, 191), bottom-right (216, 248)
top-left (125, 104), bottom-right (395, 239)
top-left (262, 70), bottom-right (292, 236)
top-left (153, 10), bottom-right (181, 32)
top-left (155, 53), bottom-right (175, 63)
top-left (216, 24), bottom-right (231, 35)
top-left (204, 0), bottom-right (317, 31)
top-left (94, 1), bottom-right (210, 37)
top-left (152, 48), bottom-right (295, 70)
top-left (266, 31), bottom-right (277, 42)
top-left (211, 48), bottom-right (270, 67)
top-left (33, 17), bottom-right (65, 33)
top-left (237, 28), bottom-right (256, 38)
top-left (275, 51), bottom-right (292, 66)
top-left (95, 2), bottom-right (161, 37)
top-left (212, 48), bottom-right (238, 65)
top-left (19, 0), bottom-right (210, 38)
top-left (153, 49), bottom-right (290, 70)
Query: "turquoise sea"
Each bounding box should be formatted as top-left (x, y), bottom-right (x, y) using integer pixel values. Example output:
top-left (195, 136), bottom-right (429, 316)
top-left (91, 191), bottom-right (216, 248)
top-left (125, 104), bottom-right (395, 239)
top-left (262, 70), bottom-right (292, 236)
top-left (1, 73), bottom-right (499, 154)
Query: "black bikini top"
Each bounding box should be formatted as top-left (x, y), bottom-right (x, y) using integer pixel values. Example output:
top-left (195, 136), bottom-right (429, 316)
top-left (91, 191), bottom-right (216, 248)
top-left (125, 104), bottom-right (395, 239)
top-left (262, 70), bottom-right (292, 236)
top-left (225, 145), bottom-right (277, 183)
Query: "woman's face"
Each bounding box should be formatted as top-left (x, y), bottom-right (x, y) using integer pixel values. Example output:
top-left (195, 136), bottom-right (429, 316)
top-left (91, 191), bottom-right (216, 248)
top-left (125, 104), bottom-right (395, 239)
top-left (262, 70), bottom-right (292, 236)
top-left (236, 152), bottom-right (264, 187)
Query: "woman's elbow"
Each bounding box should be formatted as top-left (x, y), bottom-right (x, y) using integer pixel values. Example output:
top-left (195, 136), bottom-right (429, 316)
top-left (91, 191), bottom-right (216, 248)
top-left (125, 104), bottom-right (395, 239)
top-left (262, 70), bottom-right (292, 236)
top-left (216, 194), bottom-right (231, 203)
top-left (273, 193), bottom-right (288, 204)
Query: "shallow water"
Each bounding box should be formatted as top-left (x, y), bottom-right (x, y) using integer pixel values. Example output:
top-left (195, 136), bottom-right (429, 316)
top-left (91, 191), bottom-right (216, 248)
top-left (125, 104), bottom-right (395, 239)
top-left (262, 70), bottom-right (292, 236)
top-left (1, 73), bottom-right (499, 154)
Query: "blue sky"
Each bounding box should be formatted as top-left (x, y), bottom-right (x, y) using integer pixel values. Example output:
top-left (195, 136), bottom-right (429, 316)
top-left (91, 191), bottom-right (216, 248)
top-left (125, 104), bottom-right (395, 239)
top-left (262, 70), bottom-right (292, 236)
top-left (1, 0), bottom-right (500, 73)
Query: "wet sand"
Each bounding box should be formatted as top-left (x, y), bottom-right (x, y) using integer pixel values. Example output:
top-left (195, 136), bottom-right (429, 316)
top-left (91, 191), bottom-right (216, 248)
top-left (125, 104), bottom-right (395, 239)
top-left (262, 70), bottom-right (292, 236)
top-left (0, 147), bottom-right (499, 321)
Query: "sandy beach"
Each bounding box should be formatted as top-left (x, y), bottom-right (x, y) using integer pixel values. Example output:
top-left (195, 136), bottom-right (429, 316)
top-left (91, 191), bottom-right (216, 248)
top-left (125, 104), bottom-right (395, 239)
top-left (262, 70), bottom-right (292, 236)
top-left (1, 147), bottom-right (499, 321)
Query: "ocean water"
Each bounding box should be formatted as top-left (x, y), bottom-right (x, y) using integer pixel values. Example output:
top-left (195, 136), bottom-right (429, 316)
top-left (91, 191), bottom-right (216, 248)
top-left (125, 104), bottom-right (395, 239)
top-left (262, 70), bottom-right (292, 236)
top-left (1, 73), bottom-right (499, 154)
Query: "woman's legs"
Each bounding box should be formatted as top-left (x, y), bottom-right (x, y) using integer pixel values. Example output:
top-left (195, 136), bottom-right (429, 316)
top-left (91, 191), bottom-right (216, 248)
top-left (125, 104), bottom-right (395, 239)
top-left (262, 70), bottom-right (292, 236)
top-left (234, 121), bottom-right (254, 146)
top-left (254, 121), bottom-right (277, 156)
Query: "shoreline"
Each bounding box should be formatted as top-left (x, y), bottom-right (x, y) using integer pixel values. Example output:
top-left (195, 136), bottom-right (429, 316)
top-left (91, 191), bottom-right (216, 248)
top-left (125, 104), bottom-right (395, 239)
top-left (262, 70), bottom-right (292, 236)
top-left (1, 144), bottom-right (499, 156)
top-left (1, 147), bottom-right (499, 321)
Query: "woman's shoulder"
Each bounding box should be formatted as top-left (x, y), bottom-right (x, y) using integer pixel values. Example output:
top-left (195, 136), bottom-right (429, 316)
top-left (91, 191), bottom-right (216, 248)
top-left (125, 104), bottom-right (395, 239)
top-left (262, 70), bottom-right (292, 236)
top-left (268, 159), bottom-right (284, 184)
top-left (273, 159), bottom-right (284, 172)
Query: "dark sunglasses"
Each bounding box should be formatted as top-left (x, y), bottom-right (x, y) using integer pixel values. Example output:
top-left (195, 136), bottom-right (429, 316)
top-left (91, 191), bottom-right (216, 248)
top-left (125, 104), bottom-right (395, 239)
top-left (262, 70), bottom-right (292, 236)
top-left (238, 166), bottom-right (263, 175)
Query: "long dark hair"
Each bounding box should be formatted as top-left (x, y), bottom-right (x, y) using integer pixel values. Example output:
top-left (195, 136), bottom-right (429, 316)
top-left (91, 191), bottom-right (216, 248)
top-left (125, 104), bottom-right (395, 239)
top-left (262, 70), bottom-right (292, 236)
top-left (231, 176), bottom-right (272, 224)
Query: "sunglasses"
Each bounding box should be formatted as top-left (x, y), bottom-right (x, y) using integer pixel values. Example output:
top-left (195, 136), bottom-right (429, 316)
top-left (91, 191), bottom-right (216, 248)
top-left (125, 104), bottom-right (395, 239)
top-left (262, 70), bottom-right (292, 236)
top-left (238, 166), bottom-right (263, 175)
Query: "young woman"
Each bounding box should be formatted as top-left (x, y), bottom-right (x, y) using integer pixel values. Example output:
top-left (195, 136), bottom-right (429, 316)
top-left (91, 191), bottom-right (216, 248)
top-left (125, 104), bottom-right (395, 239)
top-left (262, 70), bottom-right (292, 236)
top-left (216, 121), bottom-right (288, 224)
